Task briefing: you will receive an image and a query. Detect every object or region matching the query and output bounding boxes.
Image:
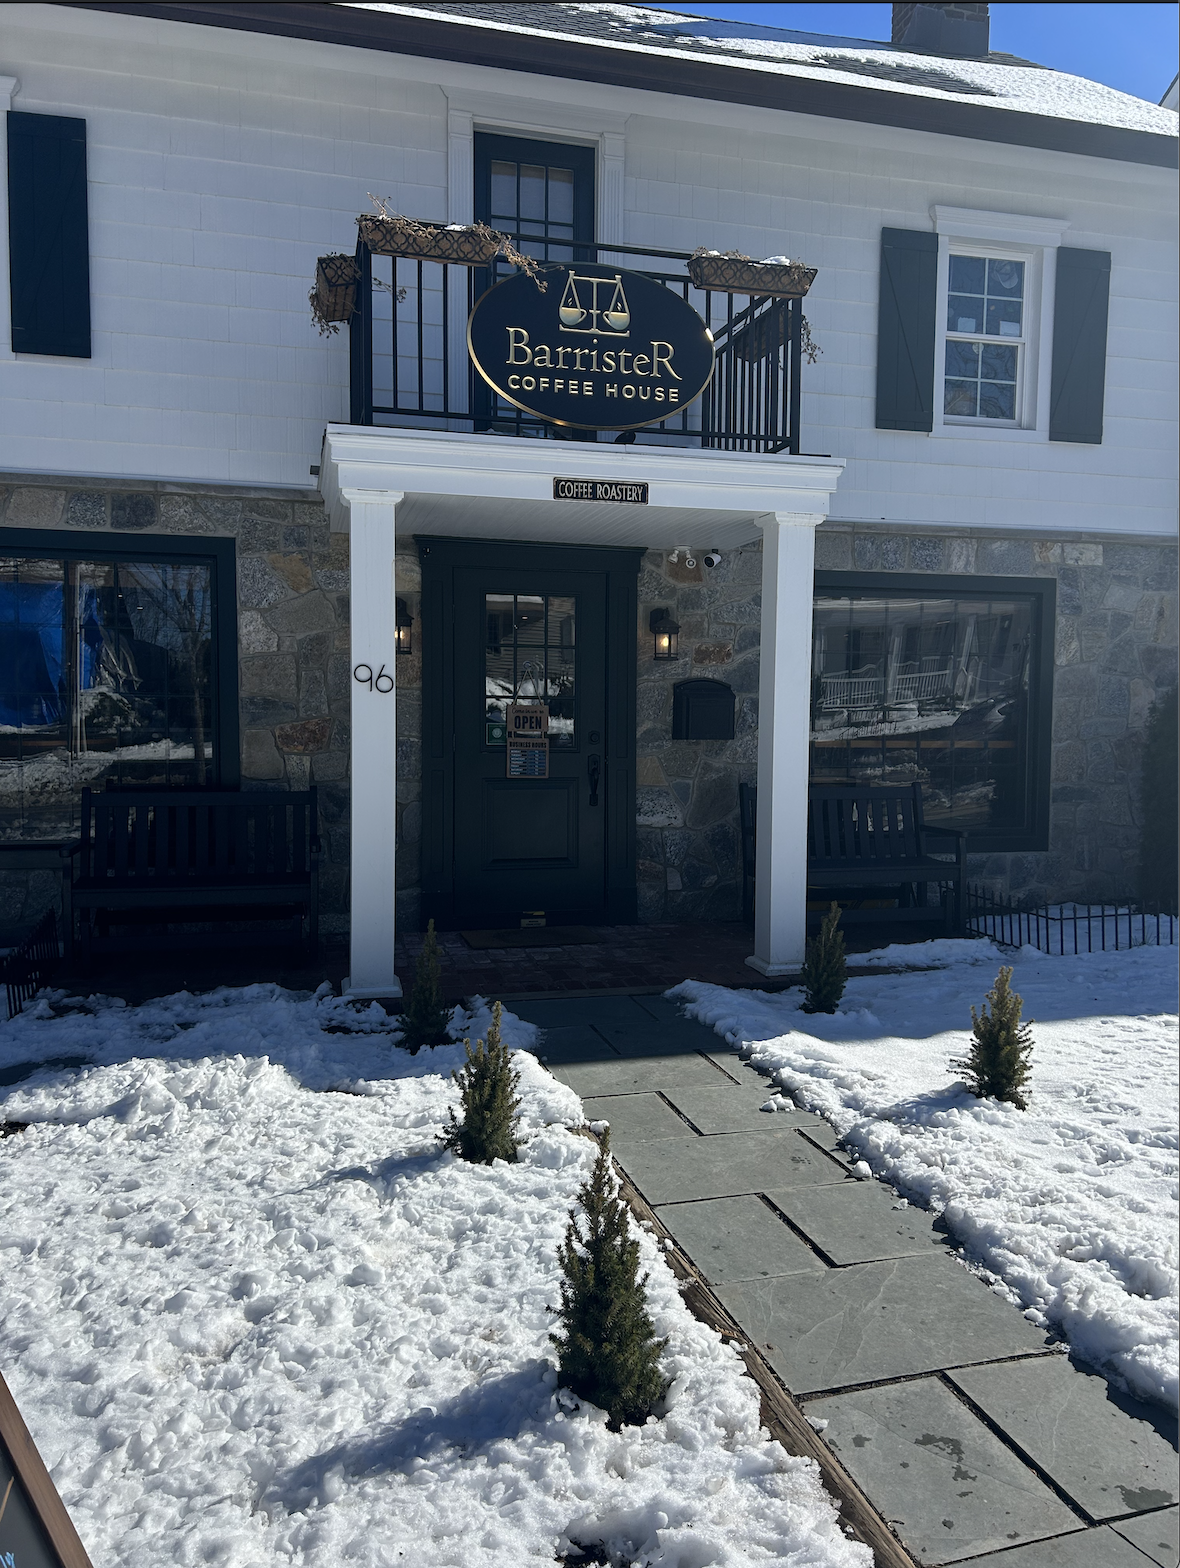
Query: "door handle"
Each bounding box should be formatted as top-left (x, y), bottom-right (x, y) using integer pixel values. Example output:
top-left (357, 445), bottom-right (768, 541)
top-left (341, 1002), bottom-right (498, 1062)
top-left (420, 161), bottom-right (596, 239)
top-left (587, 753), bottom-right (601, 807)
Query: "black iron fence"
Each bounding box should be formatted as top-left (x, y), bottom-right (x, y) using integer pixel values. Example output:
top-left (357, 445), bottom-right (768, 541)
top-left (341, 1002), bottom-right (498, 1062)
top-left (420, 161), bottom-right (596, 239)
top-left (349, 236), bottom-right (806, 453)
top-left (2, 909), bottom-right (60, 1020)
top-left (965, 884), bottom-right (1176, 955)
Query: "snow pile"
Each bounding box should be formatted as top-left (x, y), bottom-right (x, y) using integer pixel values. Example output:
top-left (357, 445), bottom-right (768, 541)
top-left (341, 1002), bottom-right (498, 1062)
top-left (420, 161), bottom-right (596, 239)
top-left (674, 942), bottom-right (1179, 1411)
top-left (0, 984), bottom-right (868, 1568)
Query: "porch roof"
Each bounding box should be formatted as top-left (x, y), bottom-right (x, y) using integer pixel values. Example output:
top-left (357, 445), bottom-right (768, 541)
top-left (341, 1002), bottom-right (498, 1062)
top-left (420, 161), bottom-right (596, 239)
top-left (318, 426), bottom-right (845, 550)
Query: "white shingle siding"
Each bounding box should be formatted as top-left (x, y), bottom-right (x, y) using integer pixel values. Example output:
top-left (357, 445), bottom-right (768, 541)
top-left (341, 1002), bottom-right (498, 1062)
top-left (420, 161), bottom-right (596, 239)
top-left (0, 3), bottom-right (1175, 530)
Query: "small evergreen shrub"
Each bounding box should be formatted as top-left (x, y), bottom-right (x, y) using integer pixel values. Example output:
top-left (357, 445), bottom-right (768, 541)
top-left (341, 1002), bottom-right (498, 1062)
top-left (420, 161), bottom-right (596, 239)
top-left (952, 965), bottom-right (1034, 1109)
top-left (800, 901), bottom-right (847, 1014)
top-left (550, 1131), bottom-right (667, 1432)
top-left (441, 1001), bottom-right (521, 1164)
top-left (401, 919), bottom-right (451, 1053)
top-left (1139, 684), bottom-right (1178, 914)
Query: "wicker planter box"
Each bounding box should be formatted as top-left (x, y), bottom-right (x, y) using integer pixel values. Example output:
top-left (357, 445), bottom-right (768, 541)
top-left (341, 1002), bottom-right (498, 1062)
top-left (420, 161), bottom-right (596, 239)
top-left (357, 215), bottom-right (501, 265)
top-left (688, 253), bottom-right (817, 298)
top-left (313, 254), bottom-right (359, 324)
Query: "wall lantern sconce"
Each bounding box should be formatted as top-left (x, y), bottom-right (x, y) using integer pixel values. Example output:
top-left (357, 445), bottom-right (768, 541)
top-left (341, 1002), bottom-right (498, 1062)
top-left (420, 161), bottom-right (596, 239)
top-left (395, 597), bottom-right (414, 656)
top-left (649, 607), bottom-right (680, 661)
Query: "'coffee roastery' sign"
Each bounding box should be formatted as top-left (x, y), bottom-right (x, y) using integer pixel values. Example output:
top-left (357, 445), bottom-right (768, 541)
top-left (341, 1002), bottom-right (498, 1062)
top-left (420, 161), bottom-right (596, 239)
top-left (467, 263), bottom-right (715, 432)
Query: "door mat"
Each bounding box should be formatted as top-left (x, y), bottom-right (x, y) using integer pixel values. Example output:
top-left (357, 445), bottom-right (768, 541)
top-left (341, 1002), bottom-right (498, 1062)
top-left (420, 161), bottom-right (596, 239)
top-left (460, 926), bottom-right (603, 950)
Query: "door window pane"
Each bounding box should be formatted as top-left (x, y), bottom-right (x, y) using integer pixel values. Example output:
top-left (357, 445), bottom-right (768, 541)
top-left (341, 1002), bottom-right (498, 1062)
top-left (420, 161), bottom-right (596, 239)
top-left (484, 592), bottom-right (576, 748)
top-left (810, 592), bottom-right (1037, 839)
top-left (0, 553), bottom-right (216, 839)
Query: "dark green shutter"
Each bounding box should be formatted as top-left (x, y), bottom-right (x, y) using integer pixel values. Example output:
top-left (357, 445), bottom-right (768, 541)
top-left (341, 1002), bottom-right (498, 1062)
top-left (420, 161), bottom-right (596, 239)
top-left (876, 227), bottom-right (938, 432)
top-left (1049, 247), bottom-right (1110, 444)
top-left (7, 111), bottom-right (91, 358)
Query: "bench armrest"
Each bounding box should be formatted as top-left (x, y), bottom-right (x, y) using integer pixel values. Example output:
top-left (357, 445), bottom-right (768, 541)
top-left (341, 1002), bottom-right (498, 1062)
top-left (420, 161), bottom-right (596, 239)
top-left (309, 833), bottom-right (323, 859)
top-left (59, 839), bottom-right (83, 861)
top-left (922, 827), bottom-right (968, 866)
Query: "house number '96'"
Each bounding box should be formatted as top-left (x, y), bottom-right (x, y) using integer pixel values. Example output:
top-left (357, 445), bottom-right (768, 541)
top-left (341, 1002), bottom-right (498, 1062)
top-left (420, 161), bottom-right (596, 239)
top-left (353, 663), bottom-right (394, 692)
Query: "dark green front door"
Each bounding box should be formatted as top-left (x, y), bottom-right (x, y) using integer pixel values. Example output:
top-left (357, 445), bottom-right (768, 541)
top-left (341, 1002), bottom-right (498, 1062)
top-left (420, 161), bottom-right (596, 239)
top-left (419, 539), bottom-right (640, 930)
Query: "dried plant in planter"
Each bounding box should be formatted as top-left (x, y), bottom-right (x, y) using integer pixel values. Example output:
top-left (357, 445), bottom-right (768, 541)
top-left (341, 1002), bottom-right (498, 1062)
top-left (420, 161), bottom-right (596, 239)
top-left (309, 253), bottom-right (360, 336)
top-left (359, 198), bottom-right (548, 286)
top-left (688, 248), bottom-right (821, 362)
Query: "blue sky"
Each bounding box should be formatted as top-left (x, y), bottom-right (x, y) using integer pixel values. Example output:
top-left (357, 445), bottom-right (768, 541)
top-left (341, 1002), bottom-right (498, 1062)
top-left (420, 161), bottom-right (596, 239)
top-left (651, 4), bottom-right (1180, 104)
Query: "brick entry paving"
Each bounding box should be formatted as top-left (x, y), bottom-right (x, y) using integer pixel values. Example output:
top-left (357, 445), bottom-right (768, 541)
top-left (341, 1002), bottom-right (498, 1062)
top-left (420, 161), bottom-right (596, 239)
top-left (510, 991), bottom-right (1180, 1568)
top-left (396, 920), bottom-right (937, 1003)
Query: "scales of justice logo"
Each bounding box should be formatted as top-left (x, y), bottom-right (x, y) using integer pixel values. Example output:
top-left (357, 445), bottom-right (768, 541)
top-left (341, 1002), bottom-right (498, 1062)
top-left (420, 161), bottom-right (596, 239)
top-left (466, 260), bottom-right (716, 432)
top-left (558, 272), bottom-right (631, 336)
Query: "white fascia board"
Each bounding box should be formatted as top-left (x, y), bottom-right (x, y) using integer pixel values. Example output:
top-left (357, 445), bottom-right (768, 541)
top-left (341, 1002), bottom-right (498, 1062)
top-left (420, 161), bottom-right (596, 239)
top-left (11, 4), bottom-right (1174, 192)
top-left (932, 206), bottom-right (1072, 248)
top-left (319, 425), bottom-right (845, 544)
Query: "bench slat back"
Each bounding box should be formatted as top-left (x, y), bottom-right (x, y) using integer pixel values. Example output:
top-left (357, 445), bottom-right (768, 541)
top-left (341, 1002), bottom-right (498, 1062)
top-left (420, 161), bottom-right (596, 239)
top-left (78, 789), bottom-right (318, 883)
top-left (807, 784), bottom-right (926, 867)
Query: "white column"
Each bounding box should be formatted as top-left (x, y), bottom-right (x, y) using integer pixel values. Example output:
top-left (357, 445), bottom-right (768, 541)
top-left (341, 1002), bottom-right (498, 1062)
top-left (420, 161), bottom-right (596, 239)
top-left (747, 511), bottom-right (823, 977)
top-left (343, 489), bottom-right (403, 998)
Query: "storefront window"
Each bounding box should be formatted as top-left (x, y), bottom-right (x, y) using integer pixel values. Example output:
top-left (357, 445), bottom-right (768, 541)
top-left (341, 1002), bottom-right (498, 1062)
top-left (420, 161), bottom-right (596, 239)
top-left (810, 580), bottom-right (1050, 846)
top-left (0, 542), bottom-right (230, 840)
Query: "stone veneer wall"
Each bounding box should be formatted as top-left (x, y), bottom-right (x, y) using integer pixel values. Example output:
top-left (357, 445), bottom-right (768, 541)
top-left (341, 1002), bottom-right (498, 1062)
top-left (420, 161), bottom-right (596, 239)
top-left (634, 544), bottom-right (763, 922)
top-left (817, 525), bottom-right (1179, 905)
top-left (2, 472), bottom-right (1175, 941)
top-left (0, 474), bottom-right (353, 941)
top-left (626, 523), bottom-right (1179, 921)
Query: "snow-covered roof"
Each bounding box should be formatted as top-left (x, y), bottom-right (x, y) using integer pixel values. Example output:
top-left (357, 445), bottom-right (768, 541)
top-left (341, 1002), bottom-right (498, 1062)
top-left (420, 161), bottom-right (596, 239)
top-left (347, 2), bottom-right (1178, 139)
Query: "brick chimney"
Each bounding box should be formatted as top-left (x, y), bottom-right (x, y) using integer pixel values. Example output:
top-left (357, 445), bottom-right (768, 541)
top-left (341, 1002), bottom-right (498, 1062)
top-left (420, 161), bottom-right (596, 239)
top-left (892, 3), bottom-right (990, 57)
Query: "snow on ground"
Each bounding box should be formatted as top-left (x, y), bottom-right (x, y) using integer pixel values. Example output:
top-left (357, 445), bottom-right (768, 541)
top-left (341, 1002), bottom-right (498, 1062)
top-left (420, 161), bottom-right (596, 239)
top-left (674, 940), bottom-right (1179, 1411)
top-left (0, 983), bottom-right (868, 1568)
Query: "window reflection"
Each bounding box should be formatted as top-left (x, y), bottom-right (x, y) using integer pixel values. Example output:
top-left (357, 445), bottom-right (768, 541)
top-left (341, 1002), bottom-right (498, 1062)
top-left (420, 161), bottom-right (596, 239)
top-left (484, 593), bottom-right (576, 747)
top-left (0, 555), bottom-right (215, 839)
top-left (810, 593), bottom-right (1034, 836)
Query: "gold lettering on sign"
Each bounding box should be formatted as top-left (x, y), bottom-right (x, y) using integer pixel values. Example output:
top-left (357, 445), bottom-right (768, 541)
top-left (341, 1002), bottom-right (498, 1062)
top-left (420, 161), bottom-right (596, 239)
top-left (651, 341), bottom-right (680, 380)
top-left (507, 327), bottom-right (532, 364)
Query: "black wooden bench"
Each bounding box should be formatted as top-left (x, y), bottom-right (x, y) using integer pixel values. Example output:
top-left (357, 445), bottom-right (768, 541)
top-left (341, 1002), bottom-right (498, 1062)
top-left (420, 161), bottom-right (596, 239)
top-left (62, 788), bottom-right (321, 964)
top-left (739, 782), bottom-right (966, 931)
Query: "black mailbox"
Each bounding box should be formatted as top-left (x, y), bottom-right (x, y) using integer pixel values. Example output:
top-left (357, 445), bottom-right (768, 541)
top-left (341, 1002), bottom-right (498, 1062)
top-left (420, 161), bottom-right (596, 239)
top-left (672, 678), bottom-right (735, 740)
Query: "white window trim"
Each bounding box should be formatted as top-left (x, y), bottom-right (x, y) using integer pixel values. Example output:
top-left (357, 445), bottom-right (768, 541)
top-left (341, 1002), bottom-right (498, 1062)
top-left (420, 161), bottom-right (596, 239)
top-left (929, 207), bottom-right (1069, 441)
top-left (0, 77), bottom-right (20, 363)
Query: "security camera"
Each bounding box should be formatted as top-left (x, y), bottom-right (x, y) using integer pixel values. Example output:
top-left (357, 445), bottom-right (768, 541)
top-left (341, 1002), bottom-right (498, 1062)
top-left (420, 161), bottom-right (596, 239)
top-left (703, 551), bottom-right (722, 569)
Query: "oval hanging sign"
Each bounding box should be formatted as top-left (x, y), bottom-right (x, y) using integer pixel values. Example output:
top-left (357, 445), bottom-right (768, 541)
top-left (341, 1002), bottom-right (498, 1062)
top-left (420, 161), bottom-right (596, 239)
top-left (467, 262), bottom-right (716, 432)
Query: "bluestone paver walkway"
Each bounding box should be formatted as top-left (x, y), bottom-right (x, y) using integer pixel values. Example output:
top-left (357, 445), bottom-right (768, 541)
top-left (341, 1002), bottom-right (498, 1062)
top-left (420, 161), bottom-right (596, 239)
top-left (514, 993), bottom-right (1180, 1568)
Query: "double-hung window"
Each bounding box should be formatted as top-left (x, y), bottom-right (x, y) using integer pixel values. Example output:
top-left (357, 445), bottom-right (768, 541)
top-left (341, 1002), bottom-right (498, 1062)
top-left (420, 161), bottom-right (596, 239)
top-left (877, 210), bottom-right (1109, 443)
top-left (943, 253), bottom-right (1026, 424)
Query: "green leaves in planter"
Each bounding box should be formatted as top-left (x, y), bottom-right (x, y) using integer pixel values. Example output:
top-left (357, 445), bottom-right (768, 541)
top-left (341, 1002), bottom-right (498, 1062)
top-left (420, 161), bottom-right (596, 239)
top-left (401, 919), bottom-right (451, 1053)
top-left (441, 1001), bottom-right (522, 1164)
top-left (801, 901), bottom-right (847, 1014)
top-left (952, 965), bottom-right (1034, 1109)
top-left (550, 1131), bottom-right (667, 1432)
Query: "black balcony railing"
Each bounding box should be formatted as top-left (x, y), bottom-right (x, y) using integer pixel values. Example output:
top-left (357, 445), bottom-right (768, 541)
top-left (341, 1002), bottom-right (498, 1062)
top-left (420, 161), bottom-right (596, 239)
top-left (348, 236), bottom-right (806, 453)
